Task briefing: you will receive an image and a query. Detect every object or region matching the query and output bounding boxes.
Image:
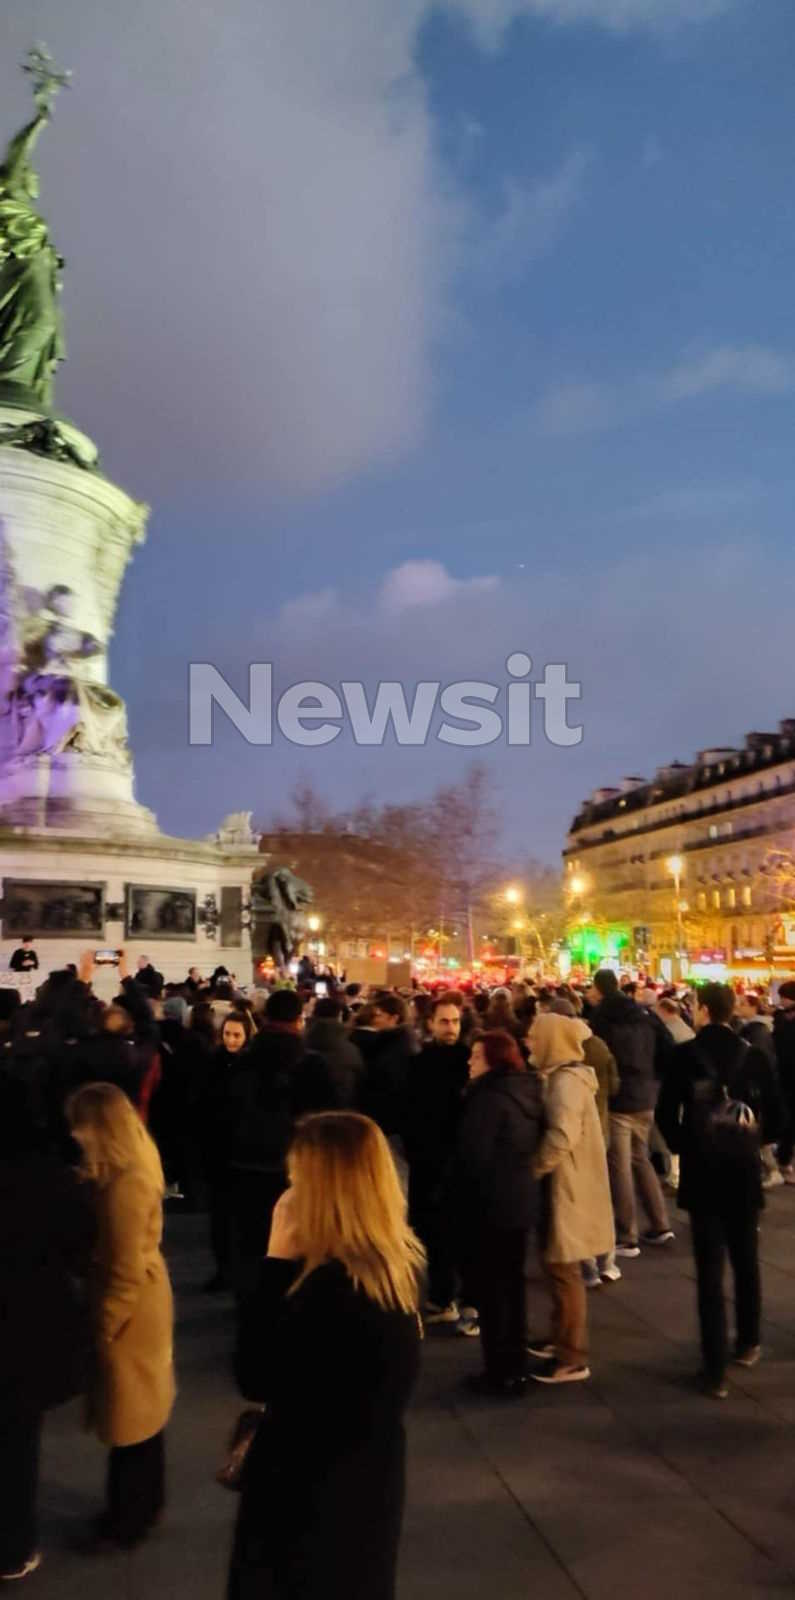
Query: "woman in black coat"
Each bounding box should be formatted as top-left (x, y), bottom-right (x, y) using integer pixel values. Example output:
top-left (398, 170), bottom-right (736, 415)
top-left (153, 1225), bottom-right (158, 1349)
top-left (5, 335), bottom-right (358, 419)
top-left (0, 1074), bottom-right (96, 1580)
top-left (453, 1029), bottom-right (543, 1395)
top-left (228, 1111), bottom-right (424, 1600)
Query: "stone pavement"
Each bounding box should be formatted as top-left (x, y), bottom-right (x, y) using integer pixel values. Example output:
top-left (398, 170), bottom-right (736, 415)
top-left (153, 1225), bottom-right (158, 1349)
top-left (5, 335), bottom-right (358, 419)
top-left (39, 1190), bottom-right (795, 1599)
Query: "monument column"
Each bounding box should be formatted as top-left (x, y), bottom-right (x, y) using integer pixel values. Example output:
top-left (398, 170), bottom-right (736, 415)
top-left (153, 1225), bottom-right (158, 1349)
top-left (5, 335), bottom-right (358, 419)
top-left (0, 48), bottom-right (156, 837)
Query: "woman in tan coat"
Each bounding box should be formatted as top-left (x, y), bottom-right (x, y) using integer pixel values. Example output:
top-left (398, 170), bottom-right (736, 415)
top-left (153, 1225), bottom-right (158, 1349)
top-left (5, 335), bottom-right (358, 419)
top-left (528, 1013), bottom-right (614, 1386)
top-left (67, 1082), bottom-right (175, 1547)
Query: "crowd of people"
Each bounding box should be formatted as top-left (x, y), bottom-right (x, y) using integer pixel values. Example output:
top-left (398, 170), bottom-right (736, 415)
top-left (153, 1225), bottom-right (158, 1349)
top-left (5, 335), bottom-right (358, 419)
top-left (1, 947), bottom-right (793, 1595)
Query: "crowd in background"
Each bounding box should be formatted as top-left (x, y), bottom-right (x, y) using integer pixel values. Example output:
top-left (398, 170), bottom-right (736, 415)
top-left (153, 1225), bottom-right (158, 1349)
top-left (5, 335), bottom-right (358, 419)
top-left (1, 945), bottom-right (794, 1593)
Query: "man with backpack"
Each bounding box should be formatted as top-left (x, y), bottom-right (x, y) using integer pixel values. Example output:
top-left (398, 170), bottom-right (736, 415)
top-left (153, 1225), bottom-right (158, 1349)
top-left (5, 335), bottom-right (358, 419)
top-left (656, 982), bottom-right (781, 1398)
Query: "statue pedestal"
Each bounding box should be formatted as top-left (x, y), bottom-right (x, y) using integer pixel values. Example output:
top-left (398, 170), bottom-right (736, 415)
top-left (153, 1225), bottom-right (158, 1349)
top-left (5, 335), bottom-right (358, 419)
top-left (0, 824), bottom-right (263, 988)
top-left (0, 403), bottom-right (154, 835)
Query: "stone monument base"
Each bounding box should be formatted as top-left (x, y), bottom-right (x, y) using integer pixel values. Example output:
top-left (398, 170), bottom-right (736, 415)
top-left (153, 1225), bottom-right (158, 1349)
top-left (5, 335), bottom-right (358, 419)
top-left (0, 825), bottom-right (261, 991)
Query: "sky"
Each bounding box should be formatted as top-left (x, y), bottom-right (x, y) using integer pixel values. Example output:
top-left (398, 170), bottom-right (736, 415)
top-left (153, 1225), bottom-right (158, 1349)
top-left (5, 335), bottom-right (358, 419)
top-left (1, 0), bottom-right (794, 859)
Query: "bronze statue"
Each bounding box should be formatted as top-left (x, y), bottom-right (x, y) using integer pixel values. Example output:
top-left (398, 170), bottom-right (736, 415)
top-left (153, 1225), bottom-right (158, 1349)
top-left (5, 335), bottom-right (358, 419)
top-left (0, 46), bottom-right (71, 407)
top-left (250, 866), bottom-right (314, 971)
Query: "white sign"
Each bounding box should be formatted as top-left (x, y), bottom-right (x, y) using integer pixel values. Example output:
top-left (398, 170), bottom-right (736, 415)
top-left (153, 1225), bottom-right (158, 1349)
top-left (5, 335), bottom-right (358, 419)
top-left (0, 972), bottom-right (36, 1002)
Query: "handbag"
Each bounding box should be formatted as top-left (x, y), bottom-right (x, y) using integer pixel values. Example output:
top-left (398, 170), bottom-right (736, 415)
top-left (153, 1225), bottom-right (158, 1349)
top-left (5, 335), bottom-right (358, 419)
top-left (215, 1406), bottom-right (265, 1491)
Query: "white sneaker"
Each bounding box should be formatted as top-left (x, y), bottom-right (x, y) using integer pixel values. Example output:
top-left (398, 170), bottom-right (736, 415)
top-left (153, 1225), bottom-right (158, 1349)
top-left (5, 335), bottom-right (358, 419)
top-left (456, 1312), bottom-right (480, 1338)
top-left (423, 1300), bottom-right (459, 1325)
top-left (1, 1552), bottom-right (42, 1581)
top-left (600, 1263), bottom-right (623, 1283)
top-left (762, 1169), bottom-right (785, 1190)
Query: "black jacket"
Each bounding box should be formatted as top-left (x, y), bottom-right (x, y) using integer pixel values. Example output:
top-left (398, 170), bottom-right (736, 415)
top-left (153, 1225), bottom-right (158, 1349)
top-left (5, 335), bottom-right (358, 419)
top-left (304, 1019), bottom-right (364, 1109)
top-left (0, 1151), bottom-right (96, 1417)
top-left (738, 1018), bottom-right (776, 1060)
top-left (231, 1257), bottom-right (421, 1600)
top-left (9, 947), bottom-right (38, 972)
top-left (656, 1024), bottom-right (781, 1213)
top-left (591, 993), bottom-right (669, 1113)
top-left (454, 1066), bottom-right (543, 1231)
top-left (225, 1027), bottom-right (336, 1177)
top-left (404, 1041), bottom-right (471, 1172)
top-left (352, 1025), bottom-right (415, 1139)
top-left (774, 1009), bottom-right (795, 1088)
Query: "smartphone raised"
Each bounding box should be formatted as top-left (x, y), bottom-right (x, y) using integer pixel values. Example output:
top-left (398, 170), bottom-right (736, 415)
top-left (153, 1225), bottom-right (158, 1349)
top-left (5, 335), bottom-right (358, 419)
top-left (94, 949), bottom-right (121, 966)
top-left (313, 980), bottom-right (328, 998)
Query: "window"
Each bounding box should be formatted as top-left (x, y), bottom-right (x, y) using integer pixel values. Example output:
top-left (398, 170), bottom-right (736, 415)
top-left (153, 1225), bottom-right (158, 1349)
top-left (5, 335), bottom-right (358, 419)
top-left (712, 890), bottom-right (721, 910)
top-left (709, 824), bottom-right (718, 839)
top-left (726, 887), bottom-right (736, 909)
top-left (742, 885), bottom-right (752, 908)
top-left (697, 892), bottom-right (707, 911)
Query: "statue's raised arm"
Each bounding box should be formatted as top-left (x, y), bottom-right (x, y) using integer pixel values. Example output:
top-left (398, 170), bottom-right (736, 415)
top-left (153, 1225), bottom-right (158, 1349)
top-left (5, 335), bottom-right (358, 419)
top-left (0, 46), bottom-right (71, 408)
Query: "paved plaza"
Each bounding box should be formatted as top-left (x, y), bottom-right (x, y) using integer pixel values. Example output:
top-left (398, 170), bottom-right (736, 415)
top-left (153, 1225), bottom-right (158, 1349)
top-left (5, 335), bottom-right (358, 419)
top-left (40, 1193), bottom-right (795, 1600)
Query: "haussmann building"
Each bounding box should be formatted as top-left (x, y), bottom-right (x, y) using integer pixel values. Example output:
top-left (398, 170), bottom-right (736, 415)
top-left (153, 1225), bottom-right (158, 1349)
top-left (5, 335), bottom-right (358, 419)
top-left (563, 720), bottom-right (795, 983)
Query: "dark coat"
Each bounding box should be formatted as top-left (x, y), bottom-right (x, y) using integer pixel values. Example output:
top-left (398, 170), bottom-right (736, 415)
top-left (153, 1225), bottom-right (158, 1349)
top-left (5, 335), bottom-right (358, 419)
top-left (738, 1018), bottom-right (775, 1060)
top-left (9, 946), bottom-right (38, 972)
top-left (303, 1019), bottom-right (363, 1109)
top-left (225, 1027), bottom-right (336, 1178)
top-left (773, 1009), bottom-right (795, 1087)
top-left (352, 1025), bottom-right (415, 1138)
top-left (0, 1152), bottom-right (96, 1418)
top-left (591, 992), bottom-right (669, 1114)
top-left (656, 1024), bottom-right (781, 1214)
top-left (230, 1258), bottom-right (421, 1600)
top-left (454, 1066), bottom-right (543, 1232)
top-left (404, 1041), bottom-right (470, 1173)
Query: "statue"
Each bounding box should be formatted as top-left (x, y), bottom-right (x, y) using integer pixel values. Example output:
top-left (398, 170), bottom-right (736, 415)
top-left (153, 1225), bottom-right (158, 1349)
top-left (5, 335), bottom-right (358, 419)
top-left (250, 865), bottom-right (313, 971)
top-left (212, 812), bottom-right (257, 848)
top-left (0, 46), bottom-right (71, 407)
top-left (3, 584), bottom-right (129, 762)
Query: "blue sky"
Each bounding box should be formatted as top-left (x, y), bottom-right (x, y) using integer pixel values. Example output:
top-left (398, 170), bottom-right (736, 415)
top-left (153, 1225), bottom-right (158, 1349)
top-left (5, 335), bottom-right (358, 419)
top-left (2, 0), bottom-right (794, 857)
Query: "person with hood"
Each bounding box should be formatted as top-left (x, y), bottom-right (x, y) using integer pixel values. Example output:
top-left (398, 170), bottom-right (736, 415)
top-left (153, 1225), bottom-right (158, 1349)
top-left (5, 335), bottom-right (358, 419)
top-left (542, 998), bottom-right (622, 1288)
top-left (453, 1029), bottom-right (543, 1395)
top-left (528, 1011), bottom-right (615, 1385)
top-left (657, 982), bottom-right (781, 1397)
top-left (405, 996), bottom-right (472, 1326)
top-left (588, 969), bottom-right (673, 1255)
top-left (304, 996), bottom-right (364, 1109)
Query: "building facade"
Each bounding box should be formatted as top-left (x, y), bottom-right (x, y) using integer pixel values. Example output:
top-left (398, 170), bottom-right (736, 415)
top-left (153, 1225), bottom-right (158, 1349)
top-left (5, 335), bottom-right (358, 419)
top-left (563, 720), bottom-right (795, 981)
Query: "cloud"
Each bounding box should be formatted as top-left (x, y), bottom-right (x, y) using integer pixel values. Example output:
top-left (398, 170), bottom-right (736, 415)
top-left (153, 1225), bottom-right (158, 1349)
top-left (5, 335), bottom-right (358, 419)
top-left (475, 149), bottom-right (592, 287)
top-left (663, 344), bottom-right (795, 399)
top-left (531, 378), bottom-right (616, 436)
top-left (1, 0), bottom-right (738, 499)
top-left (531, 343), bottom-right (795, 436)
top-left (446, 0), bottom-right (736, 48)
top-left (378, 560), bottom-right (499, 612)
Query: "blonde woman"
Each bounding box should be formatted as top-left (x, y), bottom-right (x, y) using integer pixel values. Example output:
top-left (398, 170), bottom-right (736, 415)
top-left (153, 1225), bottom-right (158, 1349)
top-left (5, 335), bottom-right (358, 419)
top-left (527, 1012), bottom-right (614, 1385)
top-left (228, 1111), bottom-right (424, 1600)
top-left (66, 1082), bottom-right (175, 1548)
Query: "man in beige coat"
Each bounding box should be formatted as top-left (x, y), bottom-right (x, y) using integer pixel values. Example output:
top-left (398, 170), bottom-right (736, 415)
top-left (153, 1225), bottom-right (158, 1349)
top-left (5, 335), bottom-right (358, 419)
top-left (528, 1013), bottom-right (615, 1384)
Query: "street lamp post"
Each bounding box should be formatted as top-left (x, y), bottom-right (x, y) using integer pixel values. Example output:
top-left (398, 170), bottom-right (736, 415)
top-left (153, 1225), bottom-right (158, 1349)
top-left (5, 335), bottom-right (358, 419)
top-left (666, 855), bottom-right (684, 980)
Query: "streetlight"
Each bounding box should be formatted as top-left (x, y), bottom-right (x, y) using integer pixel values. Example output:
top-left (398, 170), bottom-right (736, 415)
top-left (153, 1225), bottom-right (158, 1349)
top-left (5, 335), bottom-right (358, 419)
top-left (570, 875), bottom-right (586, 898)
top-left (307, 914), bottom-right (321, 933)
top-left (666, 855), bottom-right (684, 978)
top-left (504, 884), bottom-right (522, 905)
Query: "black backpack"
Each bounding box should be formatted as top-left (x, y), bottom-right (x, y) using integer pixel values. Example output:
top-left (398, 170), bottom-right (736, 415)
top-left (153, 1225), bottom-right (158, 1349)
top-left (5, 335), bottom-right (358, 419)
top-left (690, 1036), bottom-right (760, 1166)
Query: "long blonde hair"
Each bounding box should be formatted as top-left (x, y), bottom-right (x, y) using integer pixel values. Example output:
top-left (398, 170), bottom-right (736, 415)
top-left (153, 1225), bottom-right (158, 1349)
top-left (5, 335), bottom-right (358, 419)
top-left (66, 1081), bottom-right (164, 1191)
top-left (287, 1112), bottom-right (424, 1315)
